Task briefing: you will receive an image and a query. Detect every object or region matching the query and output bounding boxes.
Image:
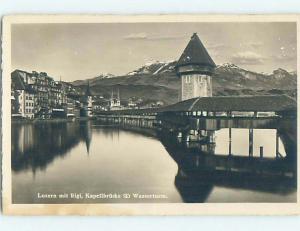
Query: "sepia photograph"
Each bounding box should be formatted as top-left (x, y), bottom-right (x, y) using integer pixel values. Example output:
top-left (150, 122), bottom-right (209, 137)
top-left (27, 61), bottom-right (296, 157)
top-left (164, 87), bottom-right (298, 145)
top-left (1, 15), bottom-right (299, 215)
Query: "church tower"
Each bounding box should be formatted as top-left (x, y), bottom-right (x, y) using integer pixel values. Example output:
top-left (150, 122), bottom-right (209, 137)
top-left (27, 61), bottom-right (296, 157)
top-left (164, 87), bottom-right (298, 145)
top-left (84, 81), bottom-right (93, 117)
top-left (109, 89), bottom-right (121, 110)
top-left (176, 33), bottom-right (216, 101)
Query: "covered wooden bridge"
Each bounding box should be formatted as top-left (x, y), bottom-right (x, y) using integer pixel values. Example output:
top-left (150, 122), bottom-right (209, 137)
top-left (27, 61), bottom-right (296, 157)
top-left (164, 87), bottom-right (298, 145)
top-left (96, 94), bottom-right (296, 117)
top-left (160, 94), bottom-right (296, 116)
top-left (94, 95), bottom-right (296, 130)
top-left (94, 94), bottom-right (296, 168)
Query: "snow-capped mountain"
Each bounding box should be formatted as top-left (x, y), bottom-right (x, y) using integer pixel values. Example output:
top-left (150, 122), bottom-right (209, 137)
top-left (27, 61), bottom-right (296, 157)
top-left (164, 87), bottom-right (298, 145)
top-left (216, 63), bottom-right (267, 81)
top-left (272, 68), bottom-right (296, 79)
top-left (94, 73), bottom-right (115, 79)
top-left (212, 63), bottom-right (297, 92)
top-left (72, 61), bottom-right (296, 105)
top-left (127, 60), bottom-right (177, 76)
top-left (72, 73), bottom-right (115, 86)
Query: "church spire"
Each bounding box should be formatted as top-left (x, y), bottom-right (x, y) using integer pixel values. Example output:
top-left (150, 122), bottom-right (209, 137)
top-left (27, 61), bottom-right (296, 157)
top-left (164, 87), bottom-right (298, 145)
top-left (85, 81), bottom-right (92, 96)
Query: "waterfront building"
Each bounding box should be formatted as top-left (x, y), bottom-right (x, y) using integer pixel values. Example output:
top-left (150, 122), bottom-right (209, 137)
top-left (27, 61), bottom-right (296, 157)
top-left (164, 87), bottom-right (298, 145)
top-left (11, 72), bottom-right (36, 119)
top-left (11, 69), bottom-right (85, 118)
top-left (176, 33), bottom-right (216, 101)
top-left (128, 98), bottom-right (137, 108)
top-left (55, 80), bottom-right (68, 106)
top-left (65, 94), bottom-right (81, 119)
top-left (33, 72), bottom-right (60, 117)
top-left (12, 70), bottom-right (63, 118)
top-left (93, 97), bottom-right (109, 111)
top-left (11, 69), bottom-right (97, 119)
top-left (11, 69), bottom-right (91, 119)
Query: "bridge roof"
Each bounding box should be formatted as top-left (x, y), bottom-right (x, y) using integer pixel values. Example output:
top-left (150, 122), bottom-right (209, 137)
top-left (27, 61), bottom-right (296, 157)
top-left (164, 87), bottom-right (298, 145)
top-left (161, 95), bottom-right (296, 112)
top-left (95, 95), bottom-right (296, 115)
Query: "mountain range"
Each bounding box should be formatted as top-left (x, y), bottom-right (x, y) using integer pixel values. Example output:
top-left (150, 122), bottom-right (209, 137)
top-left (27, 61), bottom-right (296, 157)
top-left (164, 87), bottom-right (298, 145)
top-left (72, 61), bottom-right (297, 105)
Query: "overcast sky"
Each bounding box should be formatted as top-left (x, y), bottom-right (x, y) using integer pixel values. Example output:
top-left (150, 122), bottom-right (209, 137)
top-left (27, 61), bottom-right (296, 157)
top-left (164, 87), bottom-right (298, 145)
top-left (12, 22), bottom-right (297, 81)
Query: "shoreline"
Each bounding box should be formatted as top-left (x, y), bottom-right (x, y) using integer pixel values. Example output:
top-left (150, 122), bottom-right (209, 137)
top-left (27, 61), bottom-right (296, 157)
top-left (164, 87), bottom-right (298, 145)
top-left (11, 117), bottom-right (94, 124)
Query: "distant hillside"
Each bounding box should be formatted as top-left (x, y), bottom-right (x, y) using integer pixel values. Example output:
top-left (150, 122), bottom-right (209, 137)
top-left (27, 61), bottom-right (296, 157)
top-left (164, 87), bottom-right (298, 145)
top-left (72, 61), bottom-right (297, 105)
top-left (73, 73), bottom-right (115, 86)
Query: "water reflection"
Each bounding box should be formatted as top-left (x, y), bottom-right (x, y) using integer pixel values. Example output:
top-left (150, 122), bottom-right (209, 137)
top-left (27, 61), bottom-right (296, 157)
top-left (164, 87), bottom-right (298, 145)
top-left (80, 121), bottom-right (92, 154)
top-left (11, 118), bottom-right (297, 203)
top-left (159, 132), bottom-right (296, 203)
top-left (12, 121), bottom-right (92, 173)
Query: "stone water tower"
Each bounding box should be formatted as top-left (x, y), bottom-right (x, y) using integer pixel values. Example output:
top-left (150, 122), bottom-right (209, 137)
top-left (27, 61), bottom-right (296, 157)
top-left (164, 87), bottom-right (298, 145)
top-left (176, 33), bottom-right (216, 101)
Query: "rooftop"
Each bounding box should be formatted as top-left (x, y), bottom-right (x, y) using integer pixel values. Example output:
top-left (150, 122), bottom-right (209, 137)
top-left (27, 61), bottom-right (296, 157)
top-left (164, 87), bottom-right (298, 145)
top-left (11, 71), bottom-right (26, 90)
top-left (97, 95), bottom-right (296, 115)
top-left (161, 95), bottom-right (296, 112)
top-left (177, 33), bottom-right (216, 68)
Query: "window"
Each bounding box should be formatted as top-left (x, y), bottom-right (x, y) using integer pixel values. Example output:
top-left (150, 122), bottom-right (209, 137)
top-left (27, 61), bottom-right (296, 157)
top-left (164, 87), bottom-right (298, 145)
top-left (185, 75), bottom-right (191, 83)
top-left (198, 76), bottom-right (203, 83)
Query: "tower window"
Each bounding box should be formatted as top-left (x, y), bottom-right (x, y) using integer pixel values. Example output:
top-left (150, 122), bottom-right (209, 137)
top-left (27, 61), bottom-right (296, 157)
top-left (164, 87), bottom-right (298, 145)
top-left (185, 75), bottom-right (191, 83)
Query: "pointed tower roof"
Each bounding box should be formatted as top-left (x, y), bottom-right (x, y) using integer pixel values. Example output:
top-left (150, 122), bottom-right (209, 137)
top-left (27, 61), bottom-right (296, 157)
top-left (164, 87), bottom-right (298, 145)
top-left (111, 89), bottom-right (114, 99)
top-left (177, 33), bottom-right (216, 68)
top-left (85, 81), bottom-right (92, 96)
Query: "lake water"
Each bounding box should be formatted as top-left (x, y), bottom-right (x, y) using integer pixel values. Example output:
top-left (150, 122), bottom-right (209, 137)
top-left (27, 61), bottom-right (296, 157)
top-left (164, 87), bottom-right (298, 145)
top-left (11, 120), bottom-right (297, 203)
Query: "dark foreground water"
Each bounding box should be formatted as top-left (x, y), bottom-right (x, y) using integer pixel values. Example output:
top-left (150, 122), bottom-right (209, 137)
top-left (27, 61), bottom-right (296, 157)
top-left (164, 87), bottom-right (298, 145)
top-left (11, 120), bottom-right (297, 203)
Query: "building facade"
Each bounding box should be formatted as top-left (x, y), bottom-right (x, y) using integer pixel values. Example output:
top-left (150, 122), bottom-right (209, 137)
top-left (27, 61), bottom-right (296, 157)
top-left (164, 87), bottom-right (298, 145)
top-left (11, 71), bottom-right (36, 118)
top-left (11, 69), bottom-right (84, 119)
top-left (65, 95), bottom-right (81, 118)
top-left (13, 89), bottom-right (35, 119)
top-left (176, 33), bottom-right (216, 101)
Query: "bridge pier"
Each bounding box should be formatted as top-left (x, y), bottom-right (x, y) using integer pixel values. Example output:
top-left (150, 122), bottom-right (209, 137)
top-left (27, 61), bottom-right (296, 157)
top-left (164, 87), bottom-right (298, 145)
top-left (249, 128), bottom-right (254, 157)
top-left (207, 131), bottom-right (215, 143)
top-left (276, 130), bottom-right (279, 159)
top-left (229, 128), bottom-right (232, 156)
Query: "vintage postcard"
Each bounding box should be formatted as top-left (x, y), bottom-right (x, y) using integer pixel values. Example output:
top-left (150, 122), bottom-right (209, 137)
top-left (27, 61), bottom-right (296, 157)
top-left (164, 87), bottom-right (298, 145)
top-left (1, 15), bottom-right (299, 215)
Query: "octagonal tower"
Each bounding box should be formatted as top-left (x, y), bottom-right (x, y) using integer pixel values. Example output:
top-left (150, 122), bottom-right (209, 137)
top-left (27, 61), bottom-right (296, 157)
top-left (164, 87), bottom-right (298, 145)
top-left (176, 33), bottom-right (216, 101)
